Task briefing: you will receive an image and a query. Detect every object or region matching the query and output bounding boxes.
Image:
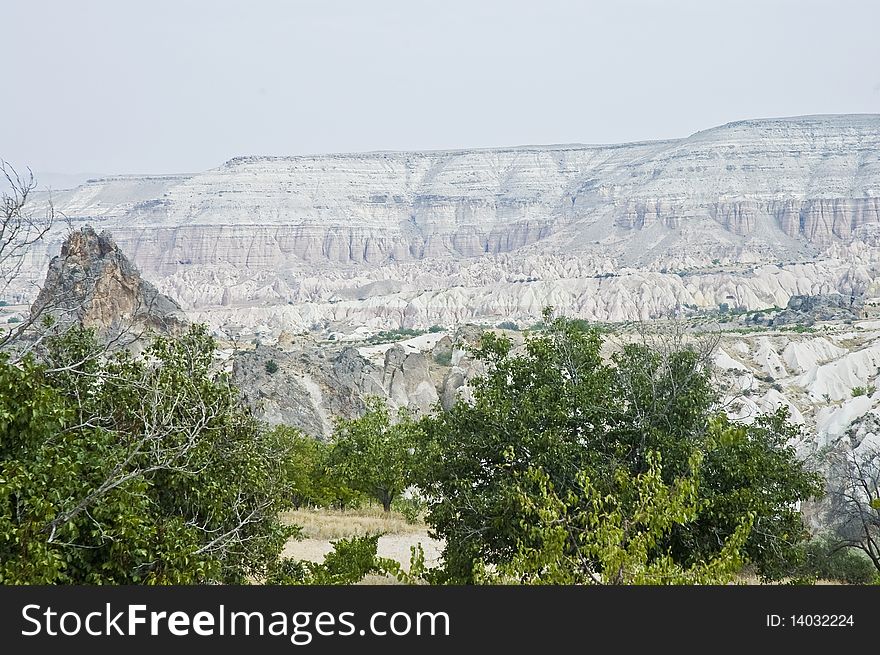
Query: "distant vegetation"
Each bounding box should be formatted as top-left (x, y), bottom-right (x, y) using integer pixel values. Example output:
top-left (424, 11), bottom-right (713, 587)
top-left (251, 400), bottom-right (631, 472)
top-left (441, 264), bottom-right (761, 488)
top-left (496, 320), bottom-right (520, 331)
top-left (365, 327), bottom-right (425, 344)
top-left (851, 385), bottom-right (876, 398)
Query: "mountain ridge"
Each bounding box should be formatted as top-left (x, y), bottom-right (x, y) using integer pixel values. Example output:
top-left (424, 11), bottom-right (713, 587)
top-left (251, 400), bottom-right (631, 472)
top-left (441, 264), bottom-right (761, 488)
top-left (9, 113), bottom-right (880, 334)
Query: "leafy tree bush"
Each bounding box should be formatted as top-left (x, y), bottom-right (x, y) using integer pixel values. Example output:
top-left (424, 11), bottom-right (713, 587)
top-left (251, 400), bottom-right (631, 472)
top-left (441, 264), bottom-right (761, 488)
top-left (433, 351), bottom-right (453, 366)
top-left (329, 398), bottom-right (419, 512)
top-left (800, 537), bottom-right (877, 584)
top-left (475, 452), bottom-right (752, 585)
top-left (365, 328), bottom-right (424, 344)
top-left (416, 310), bottom-right (822, 582)
top-left (269, 425), bottom-right (363, 510)
top-left (851, 385), bottom-right (875, 397)
top-left (267, 535), bottom-right (393, 584)
top-left (0, 324), bottom-right (296, 584)
top-left (265, 359), bottom-right (279, 374)
top-left (392, 493), bottom-right (428, 525)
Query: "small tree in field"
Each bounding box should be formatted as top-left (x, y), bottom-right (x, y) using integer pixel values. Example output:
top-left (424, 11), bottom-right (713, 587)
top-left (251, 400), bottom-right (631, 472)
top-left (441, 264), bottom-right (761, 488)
top-left (329, 398), bottom-right (419, 513)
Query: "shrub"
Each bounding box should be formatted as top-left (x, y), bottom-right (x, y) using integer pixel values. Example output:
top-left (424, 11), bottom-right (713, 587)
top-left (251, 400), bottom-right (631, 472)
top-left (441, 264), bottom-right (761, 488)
top-left (428, 325), bottom-right (444, 333)
top-left (497, 321), bottom-right (520, 331)
top-left (265, 359), bottom-right (279, 375)
top-left (851, 385), bottom-right (869, 397)
top-left (267, 535), bottom-right (389, 585)
top-left (801, 538), bottom-right (877, 585)
top-left (392, 494), bottom-right (428, 524)
top-left (433, 351), bottom-right (453, 366)
top-left (366, 327), bottom-right (425, 344)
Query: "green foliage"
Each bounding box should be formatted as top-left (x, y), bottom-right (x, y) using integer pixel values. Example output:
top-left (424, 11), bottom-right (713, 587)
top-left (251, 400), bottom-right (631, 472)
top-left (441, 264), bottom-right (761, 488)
top-left (392, 493), bottom-right (427, 524)
top-left (0, 325), bottom-right (297, 584)
top-left (476, 452), bottom-right (752, 585)
top-left (377, 543), bottom-right (434, 585)
top-left (433, 351), bottom-right (453, 366)
top-left (678, 412), bottom-right (823, 581)
top-left (800, 537), bottom-right (877, 585)
top-left (267, 535), bottom-right (392, 585)
top-left (6, 317), bottom-right (20, 324)
top-left (428, 325), bottom-right (444, 333)
top-left (329, 398), bottom-right (419, 512)
top-left (496, 321), bottom-right (520, 331)
top-left (269, 426), bottom-right (362, 509)
top-left (416, 311), bottom-right (822, 582)
top-left (851, 385), bottom-right (875, 397)
top-left (265, 359), bottom-right (279, 375)
top-left (365, 327), bottom-right (424, 345)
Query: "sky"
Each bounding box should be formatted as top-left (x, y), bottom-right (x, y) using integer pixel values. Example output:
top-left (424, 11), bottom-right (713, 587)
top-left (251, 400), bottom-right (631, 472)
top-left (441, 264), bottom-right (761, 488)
top-left (2, 0), bottom-right (879, 181)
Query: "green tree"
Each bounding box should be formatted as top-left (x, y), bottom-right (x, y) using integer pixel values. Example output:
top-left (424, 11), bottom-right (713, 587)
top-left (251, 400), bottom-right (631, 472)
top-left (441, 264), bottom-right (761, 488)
top-left (680, 412), bottom-right (823, 580)
top-left (417, 311), bottom-right (822, 582)
top-left (476, 452), bottom-right (752, 585)
top-left (330, 397), bottom-right (418, 512)
top-left (0, 324), bottom-right (297, 584)
top-left (269, 425), bottom-right (364, 510)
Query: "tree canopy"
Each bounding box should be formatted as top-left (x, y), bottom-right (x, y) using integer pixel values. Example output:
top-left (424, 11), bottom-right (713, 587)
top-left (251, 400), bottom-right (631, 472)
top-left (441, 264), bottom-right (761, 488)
top-left (0, 324), bottom-right (296, 584)
top-left (416, 312), bottom-right (823, 582)
top-left (329, 397), bottom-right (420, 513)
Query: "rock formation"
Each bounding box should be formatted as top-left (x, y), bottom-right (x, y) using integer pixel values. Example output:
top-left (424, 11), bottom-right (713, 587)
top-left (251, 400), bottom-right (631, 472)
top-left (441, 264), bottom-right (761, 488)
top-left (31, 227), bottom-right (187, 339)
top-left (230, 325), bottom-right (484, 437)
top-left (769, 293), bottom-right (862, 326)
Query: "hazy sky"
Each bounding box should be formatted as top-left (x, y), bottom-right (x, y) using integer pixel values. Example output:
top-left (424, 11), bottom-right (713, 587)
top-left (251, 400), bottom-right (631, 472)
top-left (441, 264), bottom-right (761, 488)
top-left (2, 0), bottom-right (879, 179)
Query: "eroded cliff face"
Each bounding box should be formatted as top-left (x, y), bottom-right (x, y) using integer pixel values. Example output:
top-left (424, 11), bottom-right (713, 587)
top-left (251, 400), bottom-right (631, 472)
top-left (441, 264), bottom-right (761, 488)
top-left (13, 114), bottom-right (880, 331)
top-left (230, 327), bottom-right (485, 437)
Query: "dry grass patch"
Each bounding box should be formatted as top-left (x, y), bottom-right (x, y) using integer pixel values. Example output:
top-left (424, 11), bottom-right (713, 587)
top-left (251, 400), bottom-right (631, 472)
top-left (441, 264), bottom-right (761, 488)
top-left (281, 507), bottom-right (424, 541)
top-left (280, 508), bottom-right (444, 577)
